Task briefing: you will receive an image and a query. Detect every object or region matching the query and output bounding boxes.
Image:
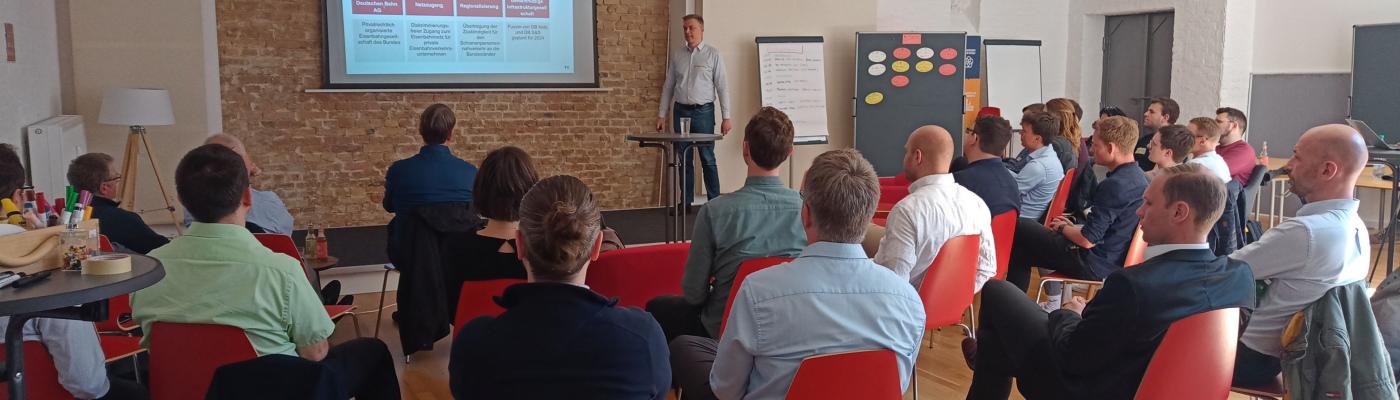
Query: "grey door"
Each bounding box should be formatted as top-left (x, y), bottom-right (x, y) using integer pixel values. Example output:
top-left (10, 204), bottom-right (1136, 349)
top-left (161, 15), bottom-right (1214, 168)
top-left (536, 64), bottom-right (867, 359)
top-left (1101, 12), bottom-right (1173, 128)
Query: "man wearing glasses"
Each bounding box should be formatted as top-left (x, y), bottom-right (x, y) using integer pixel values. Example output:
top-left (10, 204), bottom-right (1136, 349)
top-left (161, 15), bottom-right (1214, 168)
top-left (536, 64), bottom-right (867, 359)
top-left (68, 153), bottom-right (169, 254)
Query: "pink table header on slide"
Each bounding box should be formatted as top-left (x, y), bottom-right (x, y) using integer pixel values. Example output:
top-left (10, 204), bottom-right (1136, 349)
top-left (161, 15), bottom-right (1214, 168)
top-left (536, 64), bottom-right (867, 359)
top-left (407, 0), bottom-right (454, 16)
top-left (457, 0), bottom-right (504, 17)
top-left (352, 0), bottom-right (404, 15)
top-left (504, 0), bottom-right (549, 18)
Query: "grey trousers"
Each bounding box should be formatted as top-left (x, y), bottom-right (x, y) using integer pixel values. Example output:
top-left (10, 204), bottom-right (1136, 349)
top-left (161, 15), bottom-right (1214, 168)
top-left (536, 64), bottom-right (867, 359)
top-left (669, 335), bottom-right (720, 400)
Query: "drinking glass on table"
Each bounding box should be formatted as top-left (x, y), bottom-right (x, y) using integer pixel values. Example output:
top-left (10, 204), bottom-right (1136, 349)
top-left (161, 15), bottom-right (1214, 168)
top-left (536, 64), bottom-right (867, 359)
top-left (679, 117), bottom-right (692, 136)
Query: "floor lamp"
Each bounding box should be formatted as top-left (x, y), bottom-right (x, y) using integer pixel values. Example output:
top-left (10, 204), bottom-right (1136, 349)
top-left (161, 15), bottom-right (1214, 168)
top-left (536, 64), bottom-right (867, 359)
top-left (98, 88), bottom-right (183, 235)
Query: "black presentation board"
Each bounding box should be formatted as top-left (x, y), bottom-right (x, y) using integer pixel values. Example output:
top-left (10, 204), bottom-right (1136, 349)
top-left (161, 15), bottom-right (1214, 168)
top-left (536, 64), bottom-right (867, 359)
top-left (1352, 23), bottom-right (1400, 141)
top-left (854, 32), bottom-right (966, 176)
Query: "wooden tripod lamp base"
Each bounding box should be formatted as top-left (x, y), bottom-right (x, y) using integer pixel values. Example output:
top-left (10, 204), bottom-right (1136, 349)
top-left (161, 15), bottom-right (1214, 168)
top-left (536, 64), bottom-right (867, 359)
top-left (116, 126), bottom-right (183, 235)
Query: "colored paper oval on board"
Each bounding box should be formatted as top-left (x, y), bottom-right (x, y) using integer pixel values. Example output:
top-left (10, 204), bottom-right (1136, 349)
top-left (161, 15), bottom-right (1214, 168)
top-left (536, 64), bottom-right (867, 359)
top-left (865, 92), bottom-right (884, 105)
top-left (868, 63), bottom-right (887, 76)
top-left (940, 48), bottom-right (958, 60)
top-left (916, 47), bottom-right (935, 59)
top-left (893, 47), bottom-right (912, 59)
top-left (891, 75), bottom-right (910, 88)
top-left (939, 63), bottom-right (957, 76)
top-left (891, 60), bottom-right (910, 73)
top-left (915, 60), bottom-right (934, 73)
top-left (868, 51), bottom-right (887, 63)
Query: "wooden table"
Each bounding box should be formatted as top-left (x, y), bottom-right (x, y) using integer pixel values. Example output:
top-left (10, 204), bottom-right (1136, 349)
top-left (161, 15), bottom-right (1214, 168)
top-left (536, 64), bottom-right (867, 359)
top-left (303, 256), bottom-right (339, 291)
top-left (0, 255), bottom-right (164, 400)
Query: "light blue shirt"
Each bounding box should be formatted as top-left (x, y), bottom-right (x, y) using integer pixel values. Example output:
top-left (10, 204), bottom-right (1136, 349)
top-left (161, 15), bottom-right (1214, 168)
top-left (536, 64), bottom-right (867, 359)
top-left (710, 242), bottom-right (926, 400)
top-left (1013, 145), bottom-right (1065, 220)
top-left (183, 188), bottom-right (295, 235)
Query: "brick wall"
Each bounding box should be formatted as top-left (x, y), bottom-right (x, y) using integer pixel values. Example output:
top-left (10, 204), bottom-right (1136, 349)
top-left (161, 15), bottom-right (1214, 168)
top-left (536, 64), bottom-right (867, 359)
top-left (217, 0), bottom-right (668, 228)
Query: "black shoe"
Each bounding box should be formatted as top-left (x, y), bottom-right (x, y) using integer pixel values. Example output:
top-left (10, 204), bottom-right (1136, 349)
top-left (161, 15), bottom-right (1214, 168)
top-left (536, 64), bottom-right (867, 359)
top-left (320, 280), bottom-right (342, 305)
top-left (337, 294), bottom-right (355, 306)
top-left (961, 337), bottom-right (978, 370)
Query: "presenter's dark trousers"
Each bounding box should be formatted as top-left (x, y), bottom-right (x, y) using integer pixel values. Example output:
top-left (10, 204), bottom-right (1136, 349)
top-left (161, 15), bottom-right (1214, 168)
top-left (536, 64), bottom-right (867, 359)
top-left (1005, 218), bottom-right (1098, 291)
top-left (673, 102), bottom-right (721, 205)
top-left (966, 280), bottom-right (1072, 400)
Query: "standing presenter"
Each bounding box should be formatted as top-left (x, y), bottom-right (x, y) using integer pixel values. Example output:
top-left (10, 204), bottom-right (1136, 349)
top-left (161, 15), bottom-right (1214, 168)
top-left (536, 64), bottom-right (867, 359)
top-left (656, 13), bottom-right (731, 211)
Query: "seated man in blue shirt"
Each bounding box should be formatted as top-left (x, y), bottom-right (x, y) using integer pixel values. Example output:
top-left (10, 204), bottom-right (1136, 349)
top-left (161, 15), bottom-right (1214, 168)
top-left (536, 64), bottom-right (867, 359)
top-left (1005, 116), bottom-right (1149, 300)
top-left (383, 103), bottom-right (478, 214)
top-left (450, 176), bottom-right (670, 399)
top-left (1014, 112), bottom-right (1066, 221)
top-left (68, 153), bottom-right (169, 254)
top-left (183, 133), bottom-right (294, 235)
top-left (646, 106), bottom-right (806, 341)
top-left (955, 116), bottom-right (1021, 217)
top-left (669, 149), bottom-right (925, 400)
top-left (964, 163), bottom-right (1255, 400)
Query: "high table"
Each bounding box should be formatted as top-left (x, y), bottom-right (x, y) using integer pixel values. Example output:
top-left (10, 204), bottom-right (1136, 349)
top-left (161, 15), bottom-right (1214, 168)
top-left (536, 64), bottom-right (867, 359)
top-left (626, 133), bottom-right (724, 243)
top-left (0, 255), bottom-right (165, 400)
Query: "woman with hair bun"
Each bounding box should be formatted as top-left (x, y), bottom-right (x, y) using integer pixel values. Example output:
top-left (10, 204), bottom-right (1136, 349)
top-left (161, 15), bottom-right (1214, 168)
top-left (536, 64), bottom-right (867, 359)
top-left (449, 175), bottom-right (670, 400)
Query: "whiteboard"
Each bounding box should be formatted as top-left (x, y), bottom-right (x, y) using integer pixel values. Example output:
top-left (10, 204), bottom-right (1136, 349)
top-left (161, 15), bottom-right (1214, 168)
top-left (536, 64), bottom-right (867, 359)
top-left (984, 40), bottom-right (1043, 155)
top-left (757, 37), bottom-right (829, 144)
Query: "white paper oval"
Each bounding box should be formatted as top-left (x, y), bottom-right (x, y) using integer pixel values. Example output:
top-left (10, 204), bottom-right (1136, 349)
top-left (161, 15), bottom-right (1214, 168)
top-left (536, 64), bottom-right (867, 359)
top-left (868, 50), bottom-right (887, 63)
top-left (868, 63), bottom-right (887, 76)
top-left (916, 47), bottom-right (935, 59)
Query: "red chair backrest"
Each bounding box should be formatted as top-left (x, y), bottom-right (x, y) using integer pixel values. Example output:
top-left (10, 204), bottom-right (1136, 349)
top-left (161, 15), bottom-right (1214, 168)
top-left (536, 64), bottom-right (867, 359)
top-left (877, 175), bottom-right (910, 187)
top-left (1124, 225), bottom-right (1147, 266)
top-left (785, 349), bottom-right (902, 400)
top-left (584, 243), bottom-right (689, 308)
top-left (0, 341), bottom-right (75, 400)
top-left (878, 185), bottom-right (909, 210)
top-left (719, 256), bottom-right (792, 335)
top-left (95, 293), bottom-right (133, 333)
top-left (918, 235), bottom-right (981, 328)
top-left (454, 279), bottom-right (526, 330)
top-left (253, 233), bottom-right (317, 288)
top-left (99, 235), bottom-right (113, 252)
top-left (1043, 168), bottom-right (1077, 228)
top-left (1135, 308), bottom-right (1240, 400)
top-left (990, 210), bottom-right (1018, 281)
top-left (148, 322), bottom-right (258, 400)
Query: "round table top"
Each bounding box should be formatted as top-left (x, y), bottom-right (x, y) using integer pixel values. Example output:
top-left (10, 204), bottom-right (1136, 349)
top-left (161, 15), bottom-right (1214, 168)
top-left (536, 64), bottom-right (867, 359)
top-left (626, 133), bottom-right (724, 143)
top-left (0, 254), bottom-right (165, 316)
top-left (305, 256), bottom-right (340, 271)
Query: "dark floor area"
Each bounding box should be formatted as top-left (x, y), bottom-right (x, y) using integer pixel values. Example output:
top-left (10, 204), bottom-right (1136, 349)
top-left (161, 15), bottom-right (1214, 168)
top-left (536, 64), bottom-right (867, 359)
top-left (299, 207), bottom-right (695, 267)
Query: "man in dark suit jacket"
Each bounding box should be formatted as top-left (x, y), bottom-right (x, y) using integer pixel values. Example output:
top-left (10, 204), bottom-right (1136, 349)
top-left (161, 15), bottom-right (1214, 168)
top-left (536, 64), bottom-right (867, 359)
top-left (68, 153), bottom-right (169, 254)
top-left (964, 163), bottom-right (1256, 400)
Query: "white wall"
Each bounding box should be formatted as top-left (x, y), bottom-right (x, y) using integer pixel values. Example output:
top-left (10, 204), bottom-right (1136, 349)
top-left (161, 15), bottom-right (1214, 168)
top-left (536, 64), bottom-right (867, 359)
top-left (1253, 0), bottom-right (1400, 74)
top-left (68, 0), bottom-right (221, 223)
top-left (0, 0), bottom-right (62, 150)
top-left (702, 0), bottom-right (878, 192)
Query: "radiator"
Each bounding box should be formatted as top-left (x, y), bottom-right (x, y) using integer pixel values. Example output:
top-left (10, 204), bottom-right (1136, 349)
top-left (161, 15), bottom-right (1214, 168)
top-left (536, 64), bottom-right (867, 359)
top-left (24, 115), bottom-right (87, 197)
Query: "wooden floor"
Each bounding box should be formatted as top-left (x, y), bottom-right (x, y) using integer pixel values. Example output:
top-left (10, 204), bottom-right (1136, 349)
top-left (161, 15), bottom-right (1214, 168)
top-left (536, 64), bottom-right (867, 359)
top-left (326, 290), bottom-right (1273, 400)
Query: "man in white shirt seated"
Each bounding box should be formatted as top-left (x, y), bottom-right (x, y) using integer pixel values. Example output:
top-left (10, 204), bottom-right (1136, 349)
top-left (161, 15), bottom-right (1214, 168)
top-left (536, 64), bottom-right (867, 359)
top-left (872, 125), bottom-right (996, 290)
top-left (1185, 117), bottom-right (1232, 183)
top-left (1230, 124), bottom-right (1371, 386)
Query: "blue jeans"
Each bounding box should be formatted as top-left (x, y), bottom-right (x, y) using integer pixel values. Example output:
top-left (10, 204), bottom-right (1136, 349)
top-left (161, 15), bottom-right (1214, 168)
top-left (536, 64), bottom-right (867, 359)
top-left (672, 102), bottom-right (721, 205)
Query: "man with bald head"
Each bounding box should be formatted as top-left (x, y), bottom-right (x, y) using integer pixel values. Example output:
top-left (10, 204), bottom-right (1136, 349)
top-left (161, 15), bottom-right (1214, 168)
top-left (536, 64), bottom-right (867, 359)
top-left (1230, 124), bottom-right (1372, 386)
top-left (872, 125), bottom-right (996, 290)
top-left (183, 133), bottom-right (295, 234)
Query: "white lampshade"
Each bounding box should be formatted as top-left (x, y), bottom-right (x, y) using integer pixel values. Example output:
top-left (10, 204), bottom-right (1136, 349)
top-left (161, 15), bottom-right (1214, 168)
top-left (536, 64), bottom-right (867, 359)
top-left (98, 88), bottom-right (175, 126)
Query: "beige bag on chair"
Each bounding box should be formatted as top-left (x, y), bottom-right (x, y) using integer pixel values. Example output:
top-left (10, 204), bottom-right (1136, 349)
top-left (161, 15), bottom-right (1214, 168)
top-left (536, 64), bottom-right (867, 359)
top-left (0, 220), bottom-right (99, 274)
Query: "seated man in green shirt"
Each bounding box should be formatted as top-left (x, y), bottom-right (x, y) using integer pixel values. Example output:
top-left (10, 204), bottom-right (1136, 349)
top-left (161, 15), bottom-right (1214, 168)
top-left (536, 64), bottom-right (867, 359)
top-left (132, 144), bottom-right (400, 399)
top-left (646, 106), bottom-right (807, 340)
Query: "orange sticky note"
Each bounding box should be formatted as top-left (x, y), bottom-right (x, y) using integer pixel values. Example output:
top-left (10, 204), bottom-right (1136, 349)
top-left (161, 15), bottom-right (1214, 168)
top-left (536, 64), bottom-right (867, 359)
top-left (902, 33), bottom-right (921, 45)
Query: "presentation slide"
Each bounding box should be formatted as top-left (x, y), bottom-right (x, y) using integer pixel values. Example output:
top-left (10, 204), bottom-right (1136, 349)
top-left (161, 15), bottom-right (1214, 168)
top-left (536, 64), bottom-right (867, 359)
top-left (324, 0), bottom-right (598, 88)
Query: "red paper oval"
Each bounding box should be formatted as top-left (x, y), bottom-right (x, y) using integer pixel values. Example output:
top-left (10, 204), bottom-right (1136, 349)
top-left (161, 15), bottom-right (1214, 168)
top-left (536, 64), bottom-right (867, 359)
top-left (938, 63), bottom-right (957, 76)
top-left (940, 48), bottom-right (958, 60)
top-left (891, 75), bottom-right (910, 87)
top-left (893, 47), bottom-right (912, 60)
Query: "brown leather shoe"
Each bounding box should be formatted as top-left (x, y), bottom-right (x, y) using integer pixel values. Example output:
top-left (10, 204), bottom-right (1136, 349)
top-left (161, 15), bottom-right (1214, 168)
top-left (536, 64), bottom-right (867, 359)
top-left (961, 337), bottom-right (978, 370)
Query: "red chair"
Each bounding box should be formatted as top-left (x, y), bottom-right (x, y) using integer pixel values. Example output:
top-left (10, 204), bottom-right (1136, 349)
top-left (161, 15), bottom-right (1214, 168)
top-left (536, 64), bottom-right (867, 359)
top-left (0, 341), bottom-right (75, 400)
top-left (254, 233), bottom-right (361, 337)
top-left (148, 322), bottom-right (257, 400)
top-left (1042, 168), bottom-right (1076, 228)
top-left (990, 210), bottom-right (1018, 280)
top-left (584, 243), bottom-right (689, 308)
top-left (454, 279), bottom-right (526, 330)
top-left (785, 349), bottom-right (902, 400)
top-left (1035, 225), bottom-right (1146, 302)
top-left (719, 257), bottom-right (793, 336)
top-left (1135, 308), bottom-right (1240, 400)
top-left (918, 235), bottom-right (981, 343)
top-left (878, 175), bottom-right (910, 187)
